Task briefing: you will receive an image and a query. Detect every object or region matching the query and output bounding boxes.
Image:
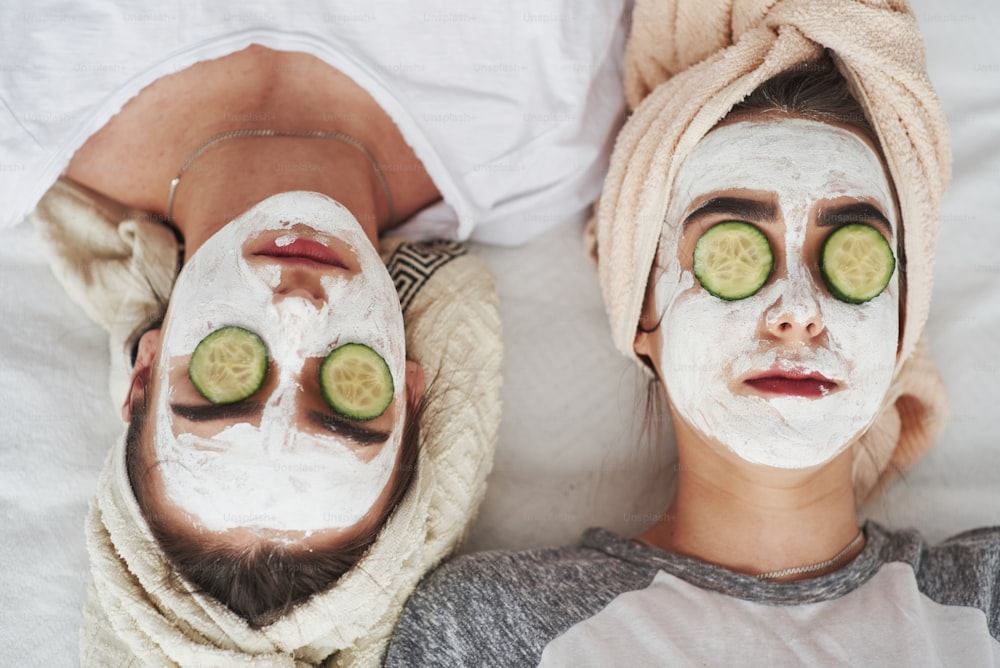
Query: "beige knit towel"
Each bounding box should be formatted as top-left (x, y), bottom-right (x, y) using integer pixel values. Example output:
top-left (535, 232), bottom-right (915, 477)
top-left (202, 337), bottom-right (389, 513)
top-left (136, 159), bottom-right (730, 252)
top-left (32, 178), bottom-right (177, 410)
top-left (595, 0), bottom-right (951, 501)
top-left (31, 179), bottom-right (502, 666)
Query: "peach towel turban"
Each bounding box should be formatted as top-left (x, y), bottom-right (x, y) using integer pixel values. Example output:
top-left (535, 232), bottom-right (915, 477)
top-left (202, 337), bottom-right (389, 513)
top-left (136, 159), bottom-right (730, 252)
top-left (595, 0), bottom-right (951, 500)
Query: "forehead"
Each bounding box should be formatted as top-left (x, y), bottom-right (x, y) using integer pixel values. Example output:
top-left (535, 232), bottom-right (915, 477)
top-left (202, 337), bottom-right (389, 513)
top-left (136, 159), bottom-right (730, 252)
top-left (669, 118), bottom-right (895, 219)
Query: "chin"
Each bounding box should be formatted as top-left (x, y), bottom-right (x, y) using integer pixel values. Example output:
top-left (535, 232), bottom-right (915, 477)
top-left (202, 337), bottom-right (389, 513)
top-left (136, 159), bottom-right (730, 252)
top-left (726, 440), bottom-right (851, 471)
top-left (692, 393), bottom-right (877, 470)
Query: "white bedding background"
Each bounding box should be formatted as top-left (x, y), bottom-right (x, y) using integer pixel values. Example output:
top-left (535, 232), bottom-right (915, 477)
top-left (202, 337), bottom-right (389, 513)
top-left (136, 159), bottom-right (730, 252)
top-left (1, 0), bottom-right (998, 664)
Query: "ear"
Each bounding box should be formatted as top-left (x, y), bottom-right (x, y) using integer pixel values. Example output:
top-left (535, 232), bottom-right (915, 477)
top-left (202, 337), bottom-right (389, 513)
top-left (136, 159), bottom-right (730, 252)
top-left (633, 253), bottom-right (675, 383)
top-left (634, 326), bottom-right (654, 360)
top-left (634, 266), bottom-right (661, 361)
top-left (122, 329), bottom-right (161, 422)
top-left (404, 360), bottom-right (426, 411)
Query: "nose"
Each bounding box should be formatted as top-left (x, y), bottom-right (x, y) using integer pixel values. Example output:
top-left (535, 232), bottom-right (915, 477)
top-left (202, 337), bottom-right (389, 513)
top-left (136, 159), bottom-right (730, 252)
top-left (276, 286), bottom-right (325, 309)
top-left (764, 279), bottom-right (825, 343)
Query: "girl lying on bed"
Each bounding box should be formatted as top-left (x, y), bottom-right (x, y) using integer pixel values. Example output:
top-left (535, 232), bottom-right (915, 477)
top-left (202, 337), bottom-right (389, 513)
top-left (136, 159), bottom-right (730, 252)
top-left (21, 7), bottom-right (629, 663)
top-left (384, 0), bottom-right (991, 664)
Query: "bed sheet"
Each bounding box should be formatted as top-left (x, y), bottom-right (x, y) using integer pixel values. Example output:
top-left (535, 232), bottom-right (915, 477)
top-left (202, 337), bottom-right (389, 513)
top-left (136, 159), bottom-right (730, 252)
top-left (2, 0), bottom-right (999, 664)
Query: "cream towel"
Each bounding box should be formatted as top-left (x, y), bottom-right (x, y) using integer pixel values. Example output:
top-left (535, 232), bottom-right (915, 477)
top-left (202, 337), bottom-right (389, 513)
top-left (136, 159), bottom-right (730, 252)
top-left (31, 179), bottom-right (502, 666)
top-left (32, 178), bottom-right (178, 409)
top-left (594, 0), bottom-right (951, 500)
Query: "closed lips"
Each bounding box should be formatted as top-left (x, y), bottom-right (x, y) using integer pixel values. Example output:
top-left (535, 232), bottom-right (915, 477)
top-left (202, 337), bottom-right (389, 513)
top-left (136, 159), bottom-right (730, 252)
top-left (255, 238), bottom-right (347, 268)
top-left (744, 370), bottom-right (837, 398)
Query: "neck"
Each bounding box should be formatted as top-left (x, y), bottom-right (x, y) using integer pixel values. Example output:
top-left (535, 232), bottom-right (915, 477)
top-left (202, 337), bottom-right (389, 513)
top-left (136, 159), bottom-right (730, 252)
top-left (66, 46), bottom-right (442, 247)
top-left (170, 135), bottom-right (388, 257)
top-left (641, 413), bottom-right (862, 580)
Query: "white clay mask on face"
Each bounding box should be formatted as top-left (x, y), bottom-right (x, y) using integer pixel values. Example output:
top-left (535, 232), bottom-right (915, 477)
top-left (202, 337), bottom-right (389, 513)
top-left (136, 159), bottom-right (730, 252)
top-left (153, 191), bottom-right (406, 533)
top-left (654, 119), bottom-right (899, 469)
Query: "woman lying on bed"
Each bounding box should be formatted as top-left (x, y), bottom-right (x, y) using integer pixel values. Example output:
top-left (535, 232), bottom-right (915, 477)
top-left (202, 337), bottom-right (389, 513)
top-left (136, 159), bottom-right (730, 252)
top-left (19, 6), bottom-right (628, 663)
top-left (73, 47), bottom-right (441, 627)
top-left (384, 0), bottom-right (990, 664)
top-left (37, 56), bottom-right (485, 666)
top-left (69, 45), bottom-right (444, 629)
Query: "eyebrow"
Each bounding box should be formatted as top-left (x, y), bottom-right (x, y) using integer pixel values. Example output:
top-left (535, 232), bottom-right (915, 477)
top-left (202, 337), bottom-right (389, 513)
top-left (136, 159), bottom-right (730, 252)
top-left (171, 402), bottom-right (264, 421)
top-left (682, 197), bottom-right (778, 230)
top-left (817, 202), bottom-right (893, 235)
top-left (307, 410), bottom-right (391, 446)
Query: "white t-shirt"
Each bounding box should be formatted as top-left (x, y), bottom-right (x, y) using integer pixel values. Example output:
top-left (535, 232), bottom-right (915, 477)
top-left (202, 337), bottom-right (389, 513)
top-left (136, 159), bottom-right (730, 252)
top-left (388, 523), bottom-right (1000, 667)
top-left (0, 1), bottom-right (628, 243)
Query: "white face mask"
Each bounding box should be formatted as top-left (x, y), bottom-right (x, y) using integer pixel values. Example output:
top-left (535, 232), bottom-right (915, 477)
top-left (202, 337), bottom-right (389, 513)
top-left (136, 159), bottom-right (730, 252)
top-left (653, 119), bottom-right (899, 469)
top-left (153, 191), bottom-right (406, 533)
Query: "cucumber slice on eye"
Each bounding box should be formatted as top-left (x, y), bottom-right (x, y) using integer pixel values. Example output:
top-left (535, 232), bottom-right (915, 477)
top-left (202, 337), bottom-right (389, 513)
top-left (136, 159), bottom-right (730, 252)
top-left (188, 327), bottom-right (269, 404)
top-left (820, 223), bottom-right (895, 304)
top-left (320, 343), bottom-right (394, 421)
top-left (693, 221), bottom-right (774, 300)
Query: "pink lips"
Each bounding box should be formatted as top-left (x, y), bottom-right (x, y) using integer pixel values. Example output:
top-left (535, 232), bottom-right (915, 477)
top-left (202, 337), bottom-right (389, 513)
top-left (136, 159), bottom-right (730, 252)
top-left (254, 237), bottom-right (347, 269)
top-left (744, 368), bottom-right (837, 398)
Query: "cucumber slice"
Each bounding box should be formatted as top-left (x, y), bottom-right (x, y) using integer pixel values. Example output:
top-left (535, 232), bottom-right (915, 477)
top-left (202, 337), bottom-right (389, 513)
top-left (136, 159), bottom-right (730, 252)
top-left (693, 221), bottom-right (774, 300)
top-left (188, 327), bottom-right (268, 404)
top-left (320, 343), bottom-right (394, 421)
top-left (820, 223), bottom-right (895, 304)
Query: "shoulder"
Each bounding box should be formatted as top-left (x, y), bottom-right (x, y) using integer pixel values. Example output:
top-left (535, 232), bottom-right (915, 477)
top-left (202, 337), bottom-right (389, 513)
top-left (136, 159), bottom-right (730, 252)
top-left (877, 524), bottom-right (1000, 637)
top-left (915, 527), bottom-right (1000, 602)
top-left (385, 530), bottom-right (658, 667)
top-left (876, 524), bottom-right (1000, 587)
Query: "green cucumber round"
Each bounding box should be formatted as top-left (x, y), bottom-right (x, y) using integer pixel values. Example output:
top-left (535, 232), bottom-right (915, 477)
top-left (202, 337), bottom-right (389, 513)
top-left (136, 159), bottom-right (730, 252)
top-left (188, 326), bottom-right (269, 404)
top-left (693, 221), bottom-right (774, 300)
top-left (320, 343), bottom-right (394, 420)
top-left (820, 223), bottom-right (895, 304)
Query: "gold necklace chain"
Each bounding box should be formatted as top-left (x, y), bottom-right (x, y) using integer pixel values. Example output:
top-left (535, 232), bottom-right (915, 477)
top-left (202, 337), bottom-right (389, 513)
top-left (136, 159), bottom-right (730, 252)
top-left (165, 128), bottom-right (396, 224)
top-left (755, 529), bottom-right (865, 581)
top-left (632, 528), bottom-right (866, 582)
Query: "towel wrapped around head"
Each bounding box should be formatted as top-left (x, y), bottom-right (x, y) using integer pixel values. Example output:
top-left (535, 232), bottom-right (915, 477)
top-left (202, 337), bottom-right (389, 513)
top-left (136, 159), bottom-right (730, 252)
top-left (595, 0), bottom-right (951, 500)
top-left (32, 178), bottom-right (502, 666)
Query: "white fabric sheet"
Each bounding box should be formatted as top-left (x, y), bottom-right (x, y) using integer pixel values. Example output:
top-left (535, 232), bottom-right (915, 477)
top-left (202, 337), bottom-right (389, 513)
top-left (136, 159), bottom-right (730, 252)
top-left (2, 0), bottom-right (999, 664)
top-left (0, 0), bottom-right (627, 245)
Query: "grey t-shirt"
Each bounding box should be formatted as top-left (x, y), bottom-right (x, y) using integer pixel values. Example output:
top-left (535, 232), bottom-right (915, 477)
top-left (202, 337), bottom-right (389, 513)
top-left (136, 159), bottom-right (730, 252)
top-left (386, 522), bottom-right (1000, 667)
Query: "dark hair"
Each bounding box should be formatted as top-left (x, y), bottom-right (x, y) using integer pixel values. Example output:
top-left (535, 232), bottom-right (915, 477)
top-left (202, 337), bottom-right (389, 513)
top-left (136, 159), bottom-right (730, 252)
top-left (725, 51), bottom-right (878, 144)
top-left (124, 383), bottom-right (423, 628)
